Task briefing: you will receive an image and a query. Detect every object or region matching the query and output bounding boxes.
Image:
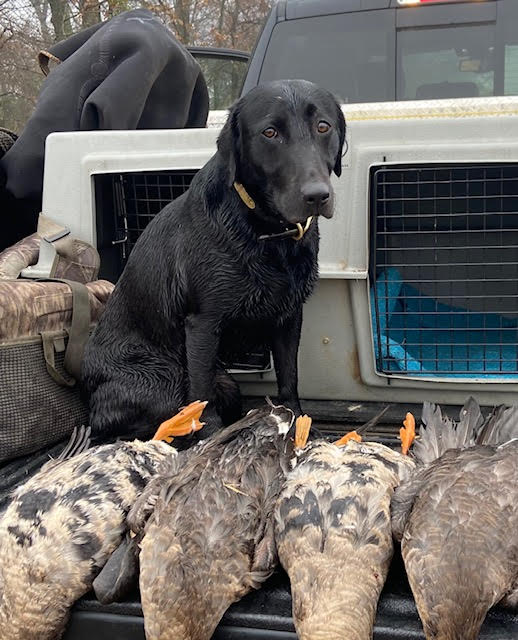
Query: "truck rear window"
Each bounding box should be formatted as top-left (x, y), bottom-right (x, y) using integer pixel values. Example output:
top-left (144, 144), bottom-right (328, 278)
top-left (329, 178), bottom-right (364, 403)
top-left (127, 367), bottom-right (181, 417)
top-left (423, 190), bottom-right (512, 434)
top-left (259, 11), bottom-right (395, 103)
top-left (397, 22), bottom-right (496, 100)
top-left (258, 1), bottom-right (518, 103)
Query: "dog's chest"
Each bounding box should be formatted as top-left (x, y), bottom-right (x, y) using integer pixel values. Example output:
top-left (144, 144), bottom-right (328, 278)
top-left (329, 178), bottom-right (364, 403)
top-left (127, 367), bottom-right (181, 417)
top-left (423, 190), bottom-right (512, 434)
top-left (231, 245), bottom-right (316, 322)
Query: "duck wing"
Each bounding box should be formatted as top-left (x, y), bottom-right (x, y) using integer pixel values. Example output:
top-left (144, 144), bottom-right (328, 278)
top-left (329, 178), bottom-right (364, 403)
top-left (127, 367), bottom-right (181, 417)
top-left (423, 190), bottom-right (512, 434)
top-left (92, 533), bottom-right (140, 604)
top-left (127, 449), bottom-right (186, 533)
top-left (401, 442), bottom-right (518, 640)
top-left (93, 446), bottom-right (190, 604)
top-left (391, 458), bottom-right (448, 541)
top-left (391, 469), bottom-right (422, 542)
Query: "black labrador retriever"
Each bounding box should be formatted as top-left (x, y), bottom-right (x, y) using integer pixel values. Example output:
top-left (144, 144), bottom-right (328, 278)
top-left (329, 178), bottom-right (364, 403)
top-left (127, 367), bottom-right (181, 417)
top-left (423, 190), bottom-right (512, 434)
top-left (82, 79), bottom-right (346, 439)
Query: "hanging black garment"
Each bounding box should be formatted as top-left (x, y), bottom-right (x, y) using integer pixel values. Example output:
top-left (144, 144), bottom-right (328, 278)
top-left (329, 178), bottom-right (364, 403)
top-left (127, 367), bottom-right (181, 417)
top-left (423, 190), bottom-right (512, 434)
top-left (0, 8), bottom-right (208, 250)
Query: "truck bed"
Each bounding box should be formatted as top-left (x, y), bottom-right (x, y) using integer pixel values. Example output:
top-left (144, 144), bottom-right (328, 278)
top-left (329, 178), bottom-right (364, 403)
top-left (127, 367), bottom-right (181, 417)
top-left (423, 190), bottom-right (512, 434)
top-left (65, 560), bottom-right (518, 640)
top-left (3, 399), bottom-right (518, 639)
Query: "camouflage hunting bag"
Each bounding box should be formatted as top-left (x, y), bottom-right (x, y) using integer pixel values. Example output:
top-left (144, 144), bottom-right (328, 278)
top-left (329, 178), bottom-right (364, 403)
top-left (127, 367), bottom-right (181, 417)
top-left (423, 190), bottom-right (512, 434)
top-left (0, 278), bottom-right (113, 462)
top-left (0, 214), bottom-right (100, 283)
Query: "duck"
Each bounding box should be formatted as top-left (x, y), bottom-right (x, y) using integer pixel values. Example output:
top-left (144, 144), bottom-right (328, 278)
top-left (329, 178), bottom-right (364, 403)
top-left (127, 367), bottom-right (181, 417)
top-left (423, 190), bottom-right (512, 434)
top-left (391, 397), bottom-right (518, 640)
top-left (134, 402), bottom-right (300, 640)
top-left (0, 400), bottom-right (207, 640)
top-left (274, 415), bottom-right (416, 640)
top-left (95, 406), bottom-right (398, 609)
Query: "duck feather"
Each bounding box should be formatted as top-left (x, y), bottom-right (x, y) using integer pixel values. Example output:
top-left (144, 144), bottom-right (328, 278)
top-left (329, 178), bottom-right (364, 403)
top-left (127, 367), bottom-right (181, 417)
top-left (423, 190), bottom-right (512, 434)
top-left (275, 439), bottom-right (415, 640)
top-left (476, 404), bottom-right (518, 446)
top-left (138, 406), bottom-right (295, 640)
top-left (0, 438), bottom-right (175, 640)
top-left (392, 400), bottom-right (518, 640)
top-left (56, 425), bottom-right (92, 462)
top-left (412, 397), bottom-right (481, 467)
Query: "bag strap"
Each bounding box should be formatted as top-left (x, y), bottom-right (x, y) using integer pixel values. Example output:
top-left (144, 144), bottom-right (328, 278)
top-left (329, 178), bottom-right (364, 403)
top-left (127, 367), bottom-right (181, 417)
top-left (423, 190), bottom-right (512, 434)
top-left (62, 278), bottom-right (91, 379)
top-left (38, 278), bottom-right (91, 386)
top-left (41, 331), bottom-right (75, 387)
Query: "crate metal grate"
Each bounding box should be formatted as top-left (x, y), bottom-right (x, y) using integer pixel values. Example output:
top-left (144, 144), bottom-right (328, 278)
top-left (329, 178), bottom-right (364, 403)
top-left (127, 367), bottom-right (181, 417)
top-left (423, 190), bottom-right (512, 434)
top-left (370, 164), bottom-right (518, 378)
top-left (112, 170), bottom-right (198, 257)
top-left (104, 169), bottom-right (273, 375)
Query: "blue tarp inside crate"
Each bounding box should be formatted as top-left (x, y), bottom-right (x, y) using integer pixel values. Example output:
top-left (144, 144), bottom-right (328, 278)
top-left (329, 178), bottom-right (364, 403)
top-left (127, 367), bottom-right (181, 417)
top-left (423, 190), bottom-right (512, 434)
top-left (370, 268), bottom-right (518, 378)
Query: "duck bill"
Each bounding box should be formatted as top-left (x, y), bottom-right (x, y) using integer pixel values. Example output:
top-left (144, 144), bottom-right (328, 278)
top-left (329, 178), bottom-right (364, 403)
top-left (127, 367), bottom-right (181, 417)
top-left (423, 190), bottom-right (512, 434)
top-left (287, 555), bottom-right (390, 640)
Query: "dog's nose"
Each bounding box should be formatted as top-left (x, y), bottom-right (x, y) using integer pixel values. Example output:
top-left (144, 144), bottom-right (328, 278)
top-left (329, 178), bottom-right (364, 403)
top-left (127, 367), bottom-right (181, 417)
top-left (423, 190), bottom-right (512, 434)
top-left (302, 182), bottom-right (330, 207)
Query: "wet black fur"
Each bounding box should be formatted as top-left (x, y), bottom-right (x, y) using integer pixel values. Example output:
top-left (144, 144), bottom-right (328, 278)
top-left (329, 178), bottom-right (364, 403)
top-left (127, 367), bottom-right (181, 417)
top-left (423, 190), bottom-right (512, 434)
top-left (82, 80), bottom-right (346, 439)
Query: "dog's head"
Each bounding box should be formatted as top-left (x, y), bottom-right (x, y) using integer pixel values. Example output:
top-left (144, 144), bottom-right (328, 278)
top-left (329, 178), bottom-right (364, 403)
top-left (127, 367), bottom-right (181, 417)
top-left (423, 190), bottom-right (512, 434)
top-left (217, 79), bottom-right (346, 227)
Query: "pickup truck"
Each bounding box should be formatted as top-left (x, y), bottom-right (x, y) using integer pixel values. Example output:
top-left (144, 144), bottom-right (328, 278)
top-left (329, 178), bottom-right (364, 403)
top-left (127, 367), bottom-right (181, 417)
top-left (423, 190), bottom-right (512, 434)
top-left (3, 0), bottom-right (518, 637)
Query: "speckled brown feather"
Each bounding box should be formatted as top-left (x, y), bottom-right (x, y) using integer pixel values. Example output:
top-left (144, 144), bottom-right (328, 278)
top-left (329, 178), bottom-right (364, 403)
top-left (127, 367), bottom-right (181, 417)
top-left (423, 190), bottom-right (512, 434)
top-left (275, 440), bottom-right (415, 640)
top-left (391, 400), bottom-right (518, 640)
top-left (138, 406), bottom-right (296, 640)
top-left (0, 439), bottom-right (174, 640)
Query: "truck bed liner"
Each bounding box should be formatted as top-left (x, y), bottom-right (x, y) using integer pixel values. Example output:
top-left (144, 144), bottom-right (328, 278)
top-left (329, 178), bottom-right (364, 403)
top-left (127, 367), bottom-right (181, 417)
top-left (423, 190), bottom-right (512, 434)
top-left (64, 558), bottom-right (518, 640)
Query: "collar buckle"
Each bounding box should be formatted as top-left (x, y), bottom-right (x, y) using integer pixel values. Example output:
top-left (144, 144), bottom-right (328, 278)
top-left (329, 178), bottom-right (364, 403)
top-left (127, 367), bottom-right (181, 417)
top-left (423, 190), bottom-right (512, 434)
top-left (293, 217), bottom-right (313, 241)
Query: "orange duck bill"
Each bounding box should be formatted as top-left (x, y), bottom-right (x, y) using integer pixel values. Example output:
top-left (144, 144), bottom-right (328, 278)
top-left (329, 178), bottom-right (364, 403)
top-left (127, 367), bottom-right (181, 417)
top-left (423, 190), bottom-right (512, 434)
top-left (294, 415), bottom-right (312, 449)
top-left (399, 412), bottom-right (415, 455)
top-left (152, 400), bottom-right (208, 443)
top-left (333, 430), bottom-right (362, 446)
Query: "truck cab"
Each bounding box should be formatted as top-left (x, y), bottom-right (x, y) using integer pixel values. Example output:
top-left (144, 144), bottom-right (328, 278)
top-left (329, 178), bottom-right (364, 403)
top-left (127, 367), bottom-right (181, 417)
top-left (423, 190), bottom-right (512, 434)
top-left (245, 0), bottom-right (518, 104)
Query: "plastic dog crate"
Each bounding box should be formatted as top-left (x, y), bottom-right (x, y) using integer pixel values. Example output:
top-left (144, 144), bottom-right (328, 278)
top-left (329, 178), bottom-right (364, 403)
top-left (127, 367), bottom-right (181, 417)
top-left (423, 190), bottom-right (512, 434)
top-left (42, 97), bottom-right (518, 405)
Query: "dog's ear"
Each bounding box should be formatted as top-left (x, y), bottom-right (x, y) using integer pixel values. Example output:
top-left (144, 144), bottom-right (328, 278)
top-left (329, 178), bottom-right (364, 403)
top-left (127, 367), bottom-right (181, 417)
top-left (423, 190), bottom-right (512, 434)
top-left (217, 104), bottom-right (241, 187)
top-left (333, 102), bottom-right (346, 177)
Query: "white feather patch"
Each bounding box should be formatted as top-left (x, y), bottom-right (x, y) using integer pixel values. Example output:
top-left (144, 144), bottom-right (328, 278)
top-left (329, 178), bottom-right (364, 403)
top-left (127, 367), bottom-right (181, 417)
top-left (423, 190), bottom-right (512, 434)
top-left (270, 411), bottom-right (291, 435)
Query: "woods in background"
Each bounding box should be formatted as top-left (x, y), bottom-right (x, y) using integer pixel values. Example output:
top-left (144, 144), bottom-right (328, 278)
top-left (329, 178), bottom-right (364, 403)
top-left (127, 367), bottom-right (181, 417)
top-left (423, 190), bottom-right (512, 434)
top-left (0, 0), bottom-right (271, 131)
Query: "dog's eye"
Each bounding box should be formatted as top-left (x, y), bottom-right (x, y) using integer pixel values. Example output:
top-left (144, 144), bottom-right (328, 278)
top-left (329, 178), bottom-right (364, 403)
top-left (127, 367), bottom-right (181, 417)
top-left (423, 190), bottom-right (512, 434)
top-left (262, 127), bottom-right (278, 139)
top-left (317, 121), bottom-right (331, 134)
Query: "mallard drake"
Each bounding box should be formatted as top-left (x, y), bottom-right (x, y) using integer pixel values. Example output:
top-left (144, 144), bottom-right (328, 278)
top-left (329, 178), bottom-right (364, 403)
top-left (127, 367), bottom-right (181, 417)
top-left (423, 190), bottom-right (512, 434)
top-left (135, 403), bottom-right (297, 640)
top-left (274, 417), bottom-right (415, 640)
top-left (0, 401), bottom-right (206, 640)
top-left (391, 398), bottom-right (518, 640)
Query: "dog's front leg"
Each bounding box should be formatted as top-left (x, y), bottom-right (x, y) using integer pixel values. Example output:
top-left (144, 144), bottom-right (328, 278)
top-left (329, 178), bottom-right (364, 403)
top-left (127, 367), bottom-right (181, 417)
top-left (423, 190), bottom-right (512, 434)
top-left (185, 313), bottom-right (223, 434)
top-left (271, 307), bottom-right (303, 416)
